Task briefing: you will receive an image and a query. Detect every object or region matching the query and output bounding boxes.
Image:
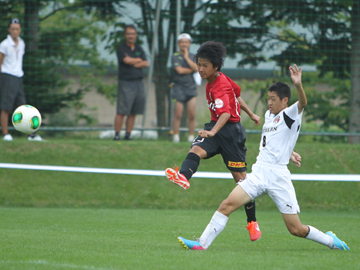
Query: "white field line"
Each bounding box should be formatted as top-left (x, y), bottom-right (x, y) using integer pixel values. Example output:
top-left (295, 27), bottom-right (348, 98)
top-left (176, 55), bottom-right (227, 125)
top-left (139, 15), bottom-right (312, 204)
top-left (0, 163), bottom-right (359, 182)
top-left (0, 259), bottom-right (116, 270)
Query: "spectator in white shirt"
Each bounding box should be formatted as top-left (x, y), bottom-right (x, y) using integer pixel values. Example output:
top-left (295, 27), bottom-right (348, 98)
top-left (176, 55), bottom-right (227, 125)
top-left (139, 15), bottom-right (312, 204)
top-left (0, 18), bottom-right (42, 141)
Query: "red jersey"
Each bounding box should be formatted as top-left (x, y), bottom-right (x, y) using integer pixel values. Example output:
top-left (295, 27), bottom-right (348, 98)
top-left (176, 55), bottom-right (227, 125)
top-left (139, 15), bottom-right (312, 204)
top-left (206, 73), bottom-right (241, 123)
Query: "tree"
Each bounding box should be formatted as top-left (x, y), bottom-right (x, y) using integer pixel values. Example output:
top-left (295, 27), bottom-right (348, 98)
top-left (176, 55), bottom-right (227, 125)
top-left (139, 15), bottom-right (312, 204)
top-left (222, 0), bottom-right (359, 142)
top-left (0, 0), bottom-right (113, 126)
top-left (6, 0), bottom-right (356, 139)
top-left (118, 0), bottom-right (358, 141)
top-left (104, 0), bottom-right (193, 130)
top-left (349, 3), bottom-right (360, 143)
top-left (102, 0), bottom-right (260, 130)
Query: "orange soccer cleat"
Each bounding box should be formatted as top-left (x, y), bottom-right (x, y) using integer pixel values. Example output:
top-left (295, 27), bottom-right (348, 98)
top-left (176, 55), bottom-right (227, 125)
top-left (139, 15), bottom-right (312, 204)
top-left (165, 166), bottom-right (190, 190)
top-left (246, 221), bottom-right (262, 241)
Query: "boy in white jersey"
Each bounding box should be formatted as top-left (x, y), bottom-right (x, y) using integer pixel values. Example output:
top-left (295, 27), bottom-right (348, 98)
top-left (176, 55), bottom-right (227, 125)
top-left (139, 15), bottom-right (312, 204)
top-left (177, 64), bottom-right (349, 251)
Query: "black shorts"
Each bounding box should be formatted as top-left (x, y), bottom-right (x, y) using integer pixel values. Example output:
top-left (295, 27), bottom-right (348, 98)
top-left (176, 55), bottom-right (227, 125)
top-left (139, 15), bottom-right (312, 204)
top-left (116, 79), bottom-right (145, 115)
top-left (191, 121), bottom-right (247, 172)
top-left (0, 73), bottom-right (26, 111)
top-left (172, 84), bottom-right (197, 104)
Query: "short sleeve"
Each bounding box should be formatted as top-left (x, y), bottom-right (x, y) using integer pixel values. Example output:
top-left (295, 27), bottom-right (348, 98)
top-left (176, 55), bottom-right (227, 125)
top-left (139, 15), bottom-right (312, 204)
top-left (139, 46), bottom-right (147, 61)
top-left (231, 81), bottom-right (241, 97)
top-left (0, 40), bottom-right (6, 55)
top-left (224, 74), bottom-right (241, 97)
top-left (284, 102), bottom-right (301, 119)
top-left (171, 54), bottom-right (181, 68)
top-left (116, 45), bottom-right (126, 62)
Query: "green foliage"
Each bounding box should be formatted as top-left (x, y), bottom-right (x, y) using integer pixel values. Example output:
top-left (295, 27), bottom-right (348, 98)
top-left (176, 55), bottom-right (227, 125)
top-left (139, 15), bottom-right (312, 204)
top-left (237, 71), bottom-right (351, 135)
top-left (235, 77), bottom-right (278, 116)
top-left (0, 0), bottom-right (116, 126)
top-left (305, 73), bottom-right (350, 132)
top-left (37, 5), bottom-right (115, 124)
top-left (22, 51), bottom-right (79, 115)
top-left (1, 0), bottom-right (358, 134)
top-left (215, 1), bottom-right (358, 135)
top-left (226, 1), bottom-right (353, 79)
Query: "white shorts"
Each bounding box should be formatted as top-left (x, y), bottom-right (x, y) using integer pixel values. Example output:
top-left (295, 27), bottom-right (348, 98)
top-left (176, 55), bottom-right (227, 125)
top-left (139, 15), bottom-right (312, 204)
top-left (238, 161), bottom-right (300, 214)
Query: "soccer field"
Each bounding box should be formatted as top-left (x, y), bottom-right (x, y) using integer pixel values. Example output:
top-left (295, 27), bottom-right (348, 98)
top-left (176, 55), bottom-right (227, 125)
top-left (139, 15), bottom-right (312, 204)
top-left (0, 208), bottom-right (358, 270)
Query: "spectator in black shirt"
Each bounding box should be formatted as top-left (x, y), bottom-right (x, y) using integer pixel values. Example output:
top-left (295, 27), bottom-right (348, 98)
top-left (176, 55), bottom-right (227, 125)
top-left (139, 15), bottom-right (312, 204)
top-left (114, 25), bottom-right (148, 140)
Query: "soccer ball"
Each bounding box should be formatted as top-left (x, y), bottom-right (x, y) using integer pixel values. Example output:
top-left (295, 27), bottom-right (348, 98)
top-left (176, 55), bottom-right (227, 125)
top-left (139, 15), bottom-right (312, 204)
top-left (12, 105), bottom-right (42, 134)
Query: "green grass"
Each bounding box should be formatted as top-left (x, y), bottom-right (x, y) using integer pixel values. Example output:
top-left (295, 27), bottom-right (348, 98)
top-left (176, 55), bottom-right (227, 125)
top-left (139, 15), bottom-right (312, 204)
top-left (0, 138), bottom-right (359, 269)
top-left (0, 208), bottom-right (358, 270)
top-left (0, 139), bottom-right (359, 210)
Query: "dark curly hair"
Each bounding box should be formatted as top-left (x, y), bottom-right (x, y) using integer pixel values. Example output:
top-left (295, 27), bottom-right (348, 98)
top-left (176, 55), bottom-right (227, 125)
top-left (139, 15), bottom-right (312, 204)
top-left (194, 41), bottom-right (226, 71)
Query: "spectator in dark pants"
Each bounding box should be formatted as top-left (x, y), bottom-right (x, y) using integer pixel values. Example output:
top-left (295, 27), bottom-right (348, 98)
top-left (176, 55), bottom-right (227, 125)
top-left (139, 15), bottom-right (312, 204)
top-left (171, 33), bottom-right (198, 143)
top-left (0, 18), bottom-right (42, 141)
top-left (114, 25), bottom-right (148, 141)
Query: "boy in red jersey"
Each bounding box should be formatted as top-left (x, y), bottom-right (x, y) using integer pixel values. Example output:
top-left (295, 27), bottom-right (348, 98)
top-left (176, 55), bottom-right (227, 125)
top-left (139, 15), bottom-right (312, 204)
top-left (165, 41), bottom-right (262, 241)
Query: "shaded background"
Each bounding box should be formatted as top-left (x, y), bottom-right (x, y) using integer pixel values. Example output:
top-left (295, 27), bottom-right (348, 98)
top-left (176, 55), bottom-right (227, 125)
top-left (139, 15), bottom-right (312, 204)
top-left (0, 0), bottom-right (359, 143)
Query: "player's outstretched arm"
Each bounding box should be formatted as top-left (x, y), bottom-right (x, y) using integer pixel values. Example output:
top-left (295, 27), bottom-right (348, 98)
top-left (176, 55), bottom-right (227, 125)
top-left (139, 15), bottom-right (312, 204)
top-left (289, 64), bottom-right (307, 114)
top-left (237, 97), bottom-right (261, 126)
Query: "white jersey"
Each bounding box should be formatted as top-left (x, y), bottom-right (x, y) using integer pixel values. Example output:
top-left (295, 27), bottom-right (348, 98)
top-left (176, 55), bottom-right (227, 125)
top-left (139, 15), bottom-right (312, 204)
top-left (0, 35), bottom-right (25, 77)
top-left (257, 102), bottom-right (303, 165)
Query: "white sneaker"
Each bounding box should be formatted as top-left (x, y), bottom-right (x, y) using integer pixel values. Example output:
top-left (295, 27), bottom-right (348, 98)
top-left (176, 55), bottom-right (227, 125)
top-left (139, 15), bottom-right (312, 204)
top-left (188, 135), bottom-right (195, 142)
top-left (173, 134), bottom-right (180, 143)
top-left (3, 134), bottom-right (13, 141)
top-left (28, 134), bottom-right (43, 141)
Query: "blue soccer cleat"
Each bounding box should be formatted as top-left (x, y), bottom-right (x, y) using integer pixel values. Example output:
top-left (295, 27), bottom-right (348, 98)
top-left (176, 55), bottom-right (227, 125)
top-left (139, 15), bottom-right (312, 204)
top-left (326, 231), bottom-right (349, 250)
top-left (177, 237), bottom-right (207, 250)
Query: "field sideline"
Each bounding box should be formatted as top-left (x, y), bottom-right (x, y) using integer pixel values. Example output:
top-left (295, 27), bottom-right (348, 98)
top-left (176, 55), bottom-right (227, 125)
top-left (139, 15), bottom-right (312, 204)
top-left (1, 162), bottom-right (360, 181)
top-left (0, 208), bottom-right (358, 270)
top-left (0, 139), bottom-right (359, 210)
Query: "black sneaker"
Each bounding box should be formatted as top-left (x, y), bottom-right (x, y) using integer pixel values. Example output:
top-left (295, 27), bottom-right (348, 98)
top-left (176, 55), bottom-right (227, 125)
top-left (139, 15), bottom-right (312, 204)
top-left (113, 134), bottom-right (120, 140)
top-left (124, 136), bottom-right (132, 140)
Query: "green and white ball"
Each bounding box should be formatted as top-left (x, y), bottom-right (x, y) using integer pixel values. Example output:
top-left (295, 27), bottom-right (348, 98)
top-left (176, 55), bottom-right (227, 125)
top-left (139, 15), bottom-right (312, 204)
top-left (12, 105), bottom-right (42, 134)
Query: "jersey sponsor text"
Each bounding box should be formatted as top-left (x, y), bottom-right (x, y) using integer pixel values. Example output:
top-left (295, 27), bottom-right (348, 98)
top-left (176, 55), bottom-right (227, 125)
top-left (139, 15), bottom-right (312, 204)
top-left (262, 126), bottom-right (278, 133)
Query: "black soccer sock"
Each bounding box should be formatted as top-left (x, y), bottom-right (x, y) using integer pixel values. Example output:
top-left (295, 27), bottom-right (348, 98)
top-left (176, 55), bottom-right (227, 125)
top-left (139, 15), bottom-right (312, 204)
top-left (125, 132), bottom-right (131, 139)
top-left (179, 152), bottom-right (200, 180)
top-left (115, 131), bottom-right (120, 136)
top-left (244, 200), bottom-right (257, 223)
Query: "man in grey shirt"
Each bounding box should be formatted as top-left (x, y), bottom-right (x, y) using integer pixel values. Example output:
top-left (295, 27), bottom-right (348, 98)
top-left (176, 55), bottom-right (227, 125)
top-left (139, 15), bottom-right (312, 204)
top-left (171, 33), bottom-right (198, 143)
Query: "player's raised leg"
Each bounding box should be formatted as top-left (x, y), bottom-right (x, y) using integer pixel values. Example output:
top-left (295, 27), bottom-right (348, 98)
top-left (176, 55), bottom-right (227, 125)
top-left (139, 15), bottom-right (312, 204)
top-left (282, 213), bottom-right (349, 250)
top-left (165, 165), bottom-right (190, 190)
top-left (165, 146), bottom-right (206, 190)
top-left (178, 185), bottom-right (252, 250)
